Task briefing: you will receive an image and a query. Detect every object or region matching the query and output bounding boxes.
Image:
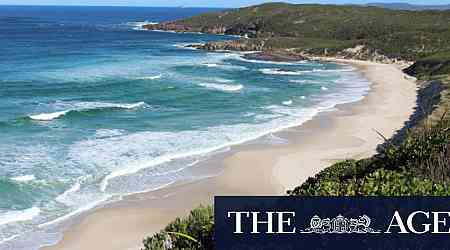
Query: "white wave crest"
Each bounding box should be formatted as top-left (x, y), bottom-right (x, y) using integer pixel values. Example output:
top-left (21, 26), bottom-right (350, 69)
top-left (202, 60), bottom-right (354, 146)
top-left (137, 74), bottom-right (162, 80)
top-left (282, 100), bottom-right (293, 106)
top-left (259, 68), bottom-right (303, 76)
top-left (0, 207), bottom-right (40, 226)
top-left (260, 67), bottom-right (355, 76)
top-left (28, 101), bottom-right (147, 121)
top-left (55, 182), bottom-right (81, 205)
top-left (214, 78), bottom-right (234, 83)
top-left (29, 111), bottom-right (69, 121)
top-left (289, 79), bottom-right (308, 84)
top-left (321, 86), bottom-right (329, 91)
top-left (38, 196), bottom-right (111, 228)
top-left (95, 129), bottom-right (125, 139)
top-left (203, 63), bottom-right (219, 67)
top-left (173, 43), bottom-right (204, 50)
top-left (234, 55), bottom-right (304, 65)
top-left (10, 175), bottom-right (36, 182)
top-left (127, 21), bottom-right (159, 31)
top-left (198, 83), bottom-right (243, 92)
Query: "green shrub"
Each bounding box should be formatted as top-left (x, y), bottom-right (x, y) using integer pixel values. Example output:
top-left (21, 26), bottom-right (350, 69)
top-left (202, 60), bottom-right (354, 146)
top-left (142, 205), bottom-right (214, 250)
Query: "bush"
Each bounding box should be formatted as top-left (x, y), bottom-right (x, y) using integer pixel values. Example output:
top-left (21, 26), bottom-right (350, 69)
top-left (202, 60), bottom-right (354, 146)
top-left (142, 205), bottom-right (214, 250)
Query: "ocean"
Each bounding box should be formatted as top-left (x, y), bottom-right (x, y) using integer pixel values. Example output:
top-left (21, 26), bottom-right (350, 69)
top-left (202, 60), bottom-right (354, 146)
top-left (0, 6), bottom-right (370, 249)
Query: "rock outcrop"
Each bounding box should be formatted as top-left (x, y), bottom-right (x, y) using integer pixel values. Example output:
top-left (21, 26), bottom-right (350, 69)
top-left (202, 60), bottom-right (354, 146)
top-left (143, 21), bottom-right (265, 38)
top-left (142, 22), bottom-right (196, 33)
top-left (193, 39), bottom-right (267, 52)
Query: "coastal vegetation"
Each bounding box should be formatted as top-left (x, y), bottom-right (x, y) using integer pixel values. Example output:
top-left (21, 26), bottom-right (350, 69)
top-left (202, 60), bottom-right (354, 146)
top-left (141, 3), bottom-right (449, 249)
top-left (144, 2), bottom-right (450, 65)
top-left (142, 206), bottom-right (213, 250)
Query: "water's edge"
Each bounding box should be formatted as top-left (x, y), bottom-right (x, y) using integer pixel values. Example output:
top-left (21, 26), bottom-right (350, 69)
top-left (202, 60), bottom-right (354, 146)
top-left (33, 59), bottom-right (373, 250)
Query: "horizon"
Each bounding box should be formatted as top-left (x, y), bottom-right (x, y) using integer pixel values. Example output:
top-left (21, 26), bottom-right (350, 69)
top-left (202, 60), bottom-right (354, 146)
top-left (1, 0), bottom-right (450, 8)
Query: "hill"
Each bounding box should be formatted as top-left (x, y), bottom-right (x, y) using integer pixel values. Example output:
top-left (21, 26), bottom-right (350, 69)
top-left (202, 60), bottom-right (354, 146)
top-left (367, 3), bottom-right (450, 11)
top-left (144, 2), bottom-right (450, 69)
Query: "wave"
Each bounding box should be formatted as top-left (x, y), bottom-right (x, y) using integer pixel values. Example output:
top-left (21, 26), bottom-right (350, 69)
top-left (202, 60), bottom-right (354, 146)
top-left (70, 71), bottom-right (371, 216)
top-left (127, 21), bottom-right (159, 31)
top-left (10, 175), bottom-right (36, 183)
top-left (137, 74), bottom-right (162, 80)
top-left (28, 101), bottom-right (147, 121)
top-left (233, 55), bottom-right (307, 65)
top-left (38, 196), bottom-right (111, 228)
top-left (259, 68), bottom-right (304, 76)
top-left (214, 78), bottom-right (234, 83)
top-left (173, 43), bottom-right (204, 50)
top-left (198, 83), bottom-right (243, 92)
top-left (282, 100), bottom-right (293, 106)
top-left (55, 182), bottom-right (81, 204)
top-left (321, 86), bottom-right (329, 91)
top-left (29, 110), bottom-right (69, 121)
top-left (95, 129), bottom-right (125, 139)
top-left (203, 63), bottom-right (219, 68)
top-left (300, 68), bottom-right (355, 74)
top-left (289, 79), bottom-right (308, 84)
top-left (0, 207), bottom-right (40, 226)
top-left (205, 63), bottom-right (248, 71)
top-left (260, 68), bottom-right (355, 76)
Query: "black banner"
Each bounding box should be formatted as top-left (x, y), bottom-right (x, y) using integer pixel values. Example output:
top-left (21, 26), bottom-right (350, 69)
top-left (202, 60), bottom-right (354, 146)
top-left (215, 196), bottom-right (450, 250)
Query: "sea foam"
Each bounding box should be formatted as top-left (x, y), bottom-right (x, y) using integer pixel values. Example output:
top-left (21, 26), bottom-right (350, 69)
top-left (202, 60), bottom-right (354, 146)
top-left (28, 101), bottom-right (147, 121)
top-left (259, 68), bottom-right (304, 76)
top-left (137, 74), bottom-right (162, 80)
top-left (282, 100), bottom-right (293, 106)
top-left (127, 21), bottom-right (159, 31)
top-left (0, 207), bottom-right (40, 226)
top-left (10, 175), bottom-right (36, 182)
top-left (29, 111), bottom-right (69, 121)
top-left (198, 83), bottom-right (243, 92)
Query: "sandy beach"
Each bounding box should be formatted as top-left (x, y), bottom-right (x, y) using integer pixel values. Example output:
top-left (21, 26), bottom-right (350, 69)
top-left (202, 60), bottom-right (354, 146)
top-left (43, 59), bottom-right (418, 250)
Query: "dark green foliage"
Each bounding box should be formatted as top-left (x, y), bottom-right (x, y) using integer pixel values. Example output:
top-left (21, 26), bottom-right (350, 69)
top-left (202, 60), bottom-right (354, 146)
top-left (404, 51), bottom-right (450, 78)
top-left (176, 3), bottom-right (450, 61)
top-left (288, 118), bottom-right (450, 196)
top-left (142, 205), bottom-right (214, 250)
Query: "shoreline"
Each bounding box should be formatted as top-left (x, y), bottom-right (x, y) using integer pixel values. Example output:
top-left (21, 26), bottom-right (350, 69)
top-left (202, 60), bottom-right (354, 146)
top-left (42, 59), bottom-right (418, 250)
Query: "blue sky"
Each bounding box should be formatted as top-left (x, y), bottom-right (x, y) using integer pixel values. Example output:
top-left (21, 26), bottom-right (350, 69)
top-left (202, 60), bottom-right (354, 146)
top-left (0, 0), bottom-right (449, 7)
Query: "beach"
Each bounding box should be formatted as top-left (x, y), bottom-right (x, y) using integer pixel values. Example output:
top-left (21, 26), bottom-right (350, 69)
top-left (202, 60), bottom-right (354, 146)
top-left (43, 59), bottom-right (418, 250)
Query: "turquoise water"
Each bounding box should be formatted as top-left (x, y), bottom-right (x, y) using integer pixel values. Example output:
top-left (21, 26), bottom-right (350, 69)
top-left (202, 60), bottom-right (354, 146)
top-left (0, 6), bottom-right (370, 249)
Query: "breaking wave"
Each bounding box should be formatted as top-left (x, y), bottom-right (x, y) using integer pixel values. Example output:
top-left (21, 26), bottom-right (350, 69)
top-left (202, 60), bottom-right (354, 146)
top-left (198, 83), bottom-right (244, 92)
top-left (28, 101), bottom-right (147, 121)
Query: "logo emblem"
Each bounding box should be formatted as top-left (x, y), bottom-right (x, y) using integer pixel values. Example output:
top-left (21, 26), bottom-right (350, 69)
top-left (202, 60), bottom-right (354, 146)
top-left (300, 215), bottom-right (380, 234)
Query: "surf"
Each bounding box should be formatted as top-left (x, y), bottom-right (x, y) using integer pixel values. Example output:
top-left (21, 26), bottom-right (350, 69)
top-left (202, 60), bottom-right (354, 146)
top-left (28, 101), bottom-right (147, 121)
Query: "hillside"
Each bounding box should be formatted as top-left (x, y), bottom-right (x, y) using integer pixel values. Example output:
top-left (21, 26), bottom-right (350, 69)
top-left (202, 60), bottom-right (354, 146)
top-left (367, 3), bottom-right (450, 11)
top-left (144, 3), bottom-right (450, 65)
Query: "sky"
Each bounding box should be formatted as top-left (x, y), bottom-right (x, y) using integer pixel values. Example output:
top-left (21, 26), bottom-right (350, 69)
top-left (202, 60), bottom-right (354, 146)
top-left (0, 0), bottom-right (449, 7)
